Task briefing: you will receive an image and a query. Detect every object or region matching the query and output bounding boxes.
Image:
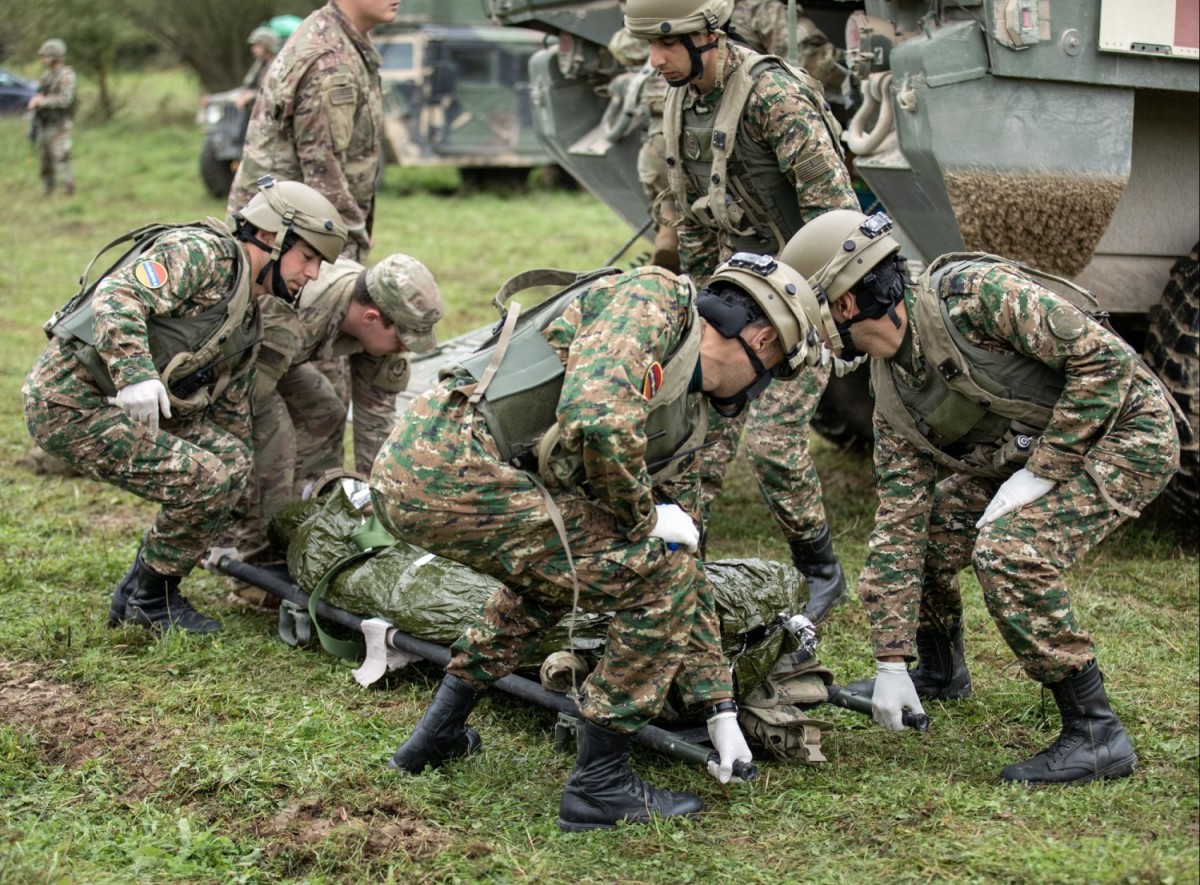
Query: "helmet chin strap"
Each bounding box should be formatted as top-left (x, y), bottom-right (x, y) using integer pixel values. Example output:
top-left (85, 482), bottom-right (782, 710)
top-left (663, 33), bottom-right (720, 87)
top-left (237, 223), bottom-right (300, 303)
top-left (706, 336), bottom-right (773, 418)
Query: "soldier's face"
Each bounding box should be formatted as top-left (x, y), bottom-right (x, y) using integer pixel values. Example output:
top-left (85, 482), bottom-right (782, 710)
top-left (276, 241), bottom-right (325, 296)
top-left (345, 0), bottom-right (401, 28)
top-left (359, 315), bottom-right (405, 357)
top-left (648, 32), bottom-right (719, 90)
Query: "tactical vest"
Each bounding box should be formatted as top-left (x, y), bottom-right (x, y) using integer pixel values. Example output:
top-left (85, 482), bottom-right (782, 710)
top-left (662, 42), bottom-right (844, 256)
top-left (872, 255), bottom-right (1071, 479)
top-left (45, 219), bottom-right (258, 419)
top-left (442, 267), bottom-right (707, 494)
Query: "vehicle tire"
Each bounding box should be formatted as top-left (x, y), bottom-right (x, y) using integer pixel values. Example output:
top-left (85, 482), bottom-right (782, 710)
top-left (200, 134), bottom-right (235, 199)
top-left (812, 363), bottom-right (875, 452)
top-left (1142, 242), bottom-right (1199, 530)
top-left (460, 167), bottom-right (531, 193)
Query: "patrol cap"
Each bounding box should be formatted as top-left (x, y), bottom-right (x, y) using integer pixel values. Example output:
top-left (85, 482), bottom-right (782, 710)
top-left (236, 176), bottom-right (347, 264)
top-left (365, 254), bottom-right (444, 353)
top-left (780, 209), bottom-right (903, 302)
top-left (704, 252), bottom-right (828, 379)
top-left (624, 0), bottom-right (734, 39)
top-left (38, 39), bottom-right (67, 59)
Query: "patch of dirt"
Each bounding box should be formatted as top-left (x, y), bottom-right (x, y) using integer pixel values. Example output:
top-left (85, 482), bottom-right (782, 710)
top-left (257, 796), bottom-right (451, 860)
top-left (0, 659), bottom-right (172, 800)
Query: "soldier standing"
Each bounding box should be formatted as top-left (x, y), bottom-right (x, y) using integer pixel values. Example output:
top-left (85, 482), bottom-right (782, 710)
top-left (27, 38), bottom-right (77, 197)
top-left (782, 210), bottom-right (1181, 784)
top-left (226, 0), bottom-right (398, 262)
top-left (373, 254), bottom-right (839, 830)
top-left (218, 252), bottom-right (444, 594)
top-left (23, 179), bottom-right (347, 634)
top-left (623, 0), bottom-right (861, 623)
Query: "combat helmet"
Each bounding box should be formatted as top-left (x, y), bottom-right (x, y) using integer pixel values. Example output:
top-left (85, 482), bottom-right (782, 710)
top-left (247, 26), bottom-right (281, 54)
top-left (701, 252), bottom-right (827, 379)
top-left (780, 210), bottom-right (902, 303)
top-left (237, 176), bottom-right (347, 263)
top-left (37, 39), bottom-right (67, 59)
top-left (623, 0), bottom-right (735, 39)
top-left (364, 254), bottom-right (445, 353)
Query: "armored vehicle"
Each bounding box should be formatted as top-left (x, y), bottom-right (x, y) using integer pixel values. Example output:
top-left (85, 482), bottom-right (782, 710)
top-left (197, 4), bottom-right (553, 198)
top-left (489, 0), bottom-right (1200, 521)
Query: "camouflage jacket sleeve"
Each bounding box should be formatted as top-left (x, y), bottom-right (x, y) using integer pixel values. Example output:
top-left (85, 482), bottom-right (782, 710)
top-left (945, 265), bottom-right (1146, 481)
top-left (39, 66), bottom-right (76, 111)
top-left (742, 68), bottom-right (858, 223)
top-left (92, 230), bottom-right (241, 392)
top-left (857, 415), bottom-right (938, 660)
top-left (348, 352), bottom-right (403, 474)
top-left (549, 269), bottom-right (693, 537)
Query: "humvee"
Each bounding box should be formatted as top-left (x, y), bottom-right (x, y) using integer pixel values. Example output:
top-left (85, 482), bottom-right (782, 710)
top-left (489, 0), bottom-right (1199, 522)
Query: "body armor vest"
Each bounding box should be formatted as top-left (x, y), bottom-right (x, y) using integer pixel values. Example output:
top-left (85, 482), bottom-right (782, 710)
top-left (662, 42), bottom-right (844, 256)
top-left (443, 268), bottom-right (707, 493)
top-left (872, 255), bottom-right (1068, 480)
top-left (45, 219), bottom-right (258, 418)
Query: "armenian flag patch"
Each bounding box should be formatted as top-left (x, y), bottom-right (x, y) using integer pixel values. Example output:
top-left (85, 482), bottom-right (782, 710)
top-left (134, 259), bottom-right (169, 289)
top-left (643, 361), bottom-right (663, 398)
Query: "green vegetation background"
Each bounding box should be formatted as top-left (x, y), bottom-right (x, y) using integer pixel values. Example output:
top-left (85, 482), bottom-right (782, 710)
top-left (0, 70), bottom-right (1196, 884)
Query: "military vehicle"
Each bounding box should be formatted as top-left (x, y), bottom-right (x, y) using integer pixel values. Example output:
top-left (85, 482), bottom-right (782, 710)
top-left (488, 0), bottom-right (1199, 522)
top-left (197, 2), bottom-right (554, 199)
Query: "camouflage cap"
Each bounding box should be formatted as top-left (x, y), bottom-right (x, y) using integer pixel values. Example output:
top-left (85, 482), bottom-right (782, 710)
top-left (365, 254), bottom-right (444, 353)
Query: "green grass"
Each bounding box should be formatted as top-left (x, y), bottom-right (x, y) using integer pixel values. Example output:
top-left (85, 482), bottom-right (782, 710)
top-left (0, 70), bottom-right (1197, 884)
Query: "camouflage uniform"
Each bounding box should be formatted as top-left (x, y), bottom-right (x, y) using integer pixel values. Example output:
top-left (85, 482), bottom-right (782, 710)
top-left (227, 1), bottom-right (383, 261)
top-left (233, 256), bottom-right (432, 554)
top-left (662, 38), bottom-right (856, 550)
top-left (33, 62), bottom-right (76, 196)
top-left (370, 268), bottom-right (731, 733)
top-left (861, 261), bottom-right (1180, 683)
top-left (728, 0), bottom-right (844, 92)
top-left (22, 228), bottom-right (256, 577)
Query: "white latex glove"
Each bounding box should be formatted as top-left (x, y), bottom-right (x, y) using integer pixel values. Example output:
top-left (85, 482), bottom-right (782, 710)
top-left (648, 503), bottom-right (700, 553)
top-left (107, 378), bottom-right (171, 432)
top-left (706, 710), bottom-right (753, 784)
top-left (976, 467), bottom-right (1056, 529)
top-left (872, 661), bottom-right (926, 732)
top-left (200, 546), bottom-right (239, 574)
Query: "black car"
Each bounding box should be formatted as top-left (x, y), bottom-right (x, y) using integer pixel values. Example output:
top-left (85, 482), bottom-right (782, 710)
top-left (0, 67), bottom-right (38, 115)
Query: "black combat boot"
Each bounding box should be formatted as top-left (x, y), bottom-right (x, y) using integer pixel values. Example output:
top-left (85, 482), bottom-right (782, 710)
top-left (556, 719), bottom-right (704, 832)
top-left (388, 675), bottom-right (482, 773)
top-left (122, 557), bottom-right (222, 634)
top-left (790, 525), bottom-right (847, 625)
top-left (108, 551), bottom-right (142, 626)
top-left (1000, 662), bottom-right (1137, 784)
top-left (845, 619), bottom-right (973, 700)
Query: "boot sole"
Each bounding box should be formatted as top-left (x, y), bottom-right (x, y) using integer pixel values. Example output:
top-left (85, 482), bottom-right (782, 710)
top-left (555, 809), bottom-right (701, 833)
top-left (1000, 755), bottom-right (1137, 785)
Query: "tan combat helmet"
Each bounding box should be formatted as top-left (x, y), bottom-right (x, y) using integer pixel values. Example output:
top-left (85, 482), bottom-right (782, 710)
top-left (365, 254), bottom-right (445, 353)
top-left (780, 209), bottom-right (902, 303)
top-left (623, 0), bottom-right (735, 39)
top-left (37, 39), bottom-right (67, 59)
top-left (705, 252), bottom-right (828, 379)
top-left (237, 176), bottom-right (347, 263)
top-left (247, 26), bottom-right (281, 55)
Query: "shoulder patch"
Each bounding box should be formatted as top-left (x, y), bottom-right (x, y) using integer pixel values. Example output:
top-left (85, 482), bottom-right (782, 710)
top-left (1046, 304), bottom-right (1086, 341)
top-left (133, 259), bottom-right (169, 289)
top-left (643, 361), bottom-right (663, 399)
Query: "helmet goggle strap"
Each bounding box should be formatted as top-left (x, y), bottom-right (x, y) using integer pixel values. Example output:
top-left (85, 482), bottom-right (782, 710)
top-left (665, 32), bottom-right (722, 87)
top-left (812, 284), bottom-right (845, 355)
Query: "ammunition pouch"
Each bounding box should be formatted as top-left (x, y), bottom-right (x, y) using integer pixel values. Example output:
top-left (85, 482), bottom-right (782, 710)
top-left (738, 705), bottom-right (833, 764)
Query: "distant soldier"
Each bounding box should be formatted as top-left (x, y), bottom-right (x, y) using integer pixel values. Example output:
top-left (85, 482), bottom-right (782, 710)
top-left (728, 0), bottom-right (844, 96)
top-left (236, 26), bottom-right (282, 110)
top-left (27, 38), bottom-right (77, 197)
top-left (217, 252), bottom-right (444, 603)
top-left (782, 210), bottom-right (1181, 784)
top-left (23, 179), bottom-right (346, 634)
top-left (226, 0), bottom-right (398, 262)
top-left (624, 0), bottom-right (860, 624)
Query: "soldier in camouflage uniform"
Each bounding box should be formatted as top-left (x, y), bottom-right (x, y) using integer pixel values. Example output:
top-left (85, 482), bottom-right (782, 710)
top-left (23, 179), bottom-right (347, 635)
top-left (624, 0), bottom-right (860, 624)
top-left (374, 253), bottom-right (839, 830)
top-left (27, 39), bottom-right (77, 197)
top-left (226, 0), bottom-right (398, 262)
top-left (782, 210), bottom-right (1181, 784)
top-left (221, 252), bottom-right (443, 577)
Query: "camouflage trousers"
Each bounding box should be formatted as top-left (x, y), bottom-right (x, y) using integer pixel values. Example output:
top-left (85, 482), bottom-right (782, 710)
top-left (370, 383), bottom-right (733, 733)
top-left (231, 363), bottom-right (349, 557)
top-left (36, 122), bottom-right (73, 193)
top-left (24, 395), bottom-right (251, 575)
top-left (916, 457), bottom-right (1175, 684)
top-left (698, 364), bottom-right (831, 542)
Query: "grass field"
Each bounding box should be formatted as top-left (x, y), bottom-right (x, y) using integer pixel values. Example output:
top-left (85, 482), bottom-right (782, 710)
top-left (0, 71), bottom-right (1196, 884)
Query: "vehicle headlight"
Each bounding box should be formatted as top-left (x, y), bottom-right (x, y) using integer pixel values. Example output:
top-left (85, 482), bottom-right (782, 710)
top-left (204, 104), bottom-right (223, 126)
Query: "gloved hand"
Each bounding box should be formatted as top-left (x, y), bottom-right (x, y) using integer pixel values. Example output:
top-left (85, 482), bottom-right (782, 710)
top-left (649, 503), bottom-right (699, 553)
top-left (976, 467), bottom-right (1056, 529)
top-left (872, 660), bottom-right (925, 731)
top-left (200, 546), bottom-right (239, 574)
top-left (819, 344), bottom-right (869, 377)
top-left (107, 378), bottom-right (171, 432)
top-left (706, 710), bottom-right (753, 784)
